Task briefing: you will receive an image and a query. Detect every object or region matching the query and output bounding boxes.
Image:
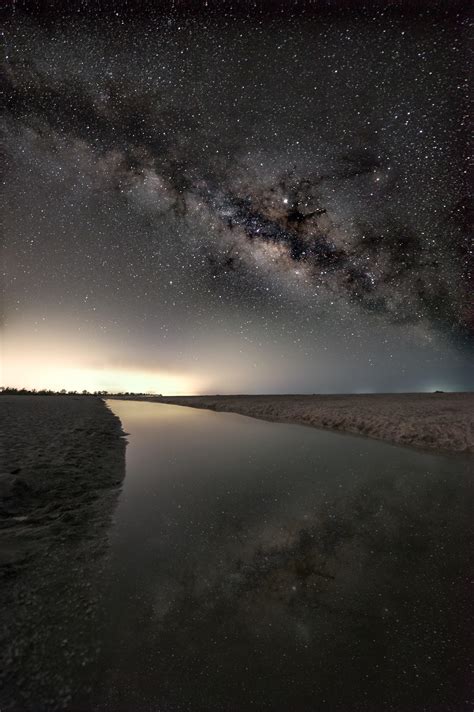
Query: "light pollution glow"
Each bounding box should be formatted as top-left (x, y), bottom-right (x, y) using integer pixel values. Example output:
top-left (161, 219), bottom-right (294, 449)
top-left (1, 329), bottom-right (202, 395)
top-left (2, 320), bottom-right (469, 396)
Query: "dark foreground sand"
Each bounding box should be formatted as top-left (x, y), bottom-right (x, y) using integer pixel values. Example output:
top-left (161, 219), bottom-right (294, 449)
top-left (119, 392), bottom-right (474, 453)
top-left (0, 396), bottom-right (125, 711)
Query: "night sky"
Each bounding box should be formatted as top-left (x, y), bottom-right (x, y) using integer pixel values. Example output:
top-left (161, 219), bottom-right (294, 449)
top-left (2, 0), bottom-right (472, 394)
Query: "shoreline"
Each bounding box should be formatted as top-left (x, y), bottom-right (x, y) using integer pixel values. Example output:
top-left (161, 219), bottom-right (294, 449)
top-left (109, 393), bottom-right (474, 454)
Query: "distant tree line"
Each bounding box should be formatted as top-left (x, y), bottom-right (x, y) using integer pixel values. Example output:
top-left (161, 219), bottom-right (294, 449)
top-left (0, 387), bottom-right (163, 397)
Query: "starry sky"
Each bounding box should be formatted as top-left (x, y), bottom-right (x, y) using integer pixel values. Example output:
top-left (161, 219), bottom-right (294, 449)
top-left (2, 0), bottom-right (473, 394)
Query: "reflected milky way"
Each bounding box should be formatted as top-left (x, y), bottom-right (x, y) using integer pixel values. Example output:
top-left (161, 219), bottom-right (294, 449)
top-left (88, 402), bottom-right (473, 711)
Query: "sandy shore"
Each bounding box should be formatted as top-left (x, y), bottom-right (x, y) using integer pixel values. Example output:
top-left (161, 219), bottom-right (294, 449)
top-left (112, 392), bottom-right (474, 454)
top-left (0, 396), bottom-right (126, 711)
top-left (0, 396), bottom-right (125, 536)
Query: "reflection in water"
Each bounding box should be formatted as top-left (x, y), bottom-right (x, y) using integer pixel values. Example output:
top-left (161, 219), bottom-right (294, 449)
top-left (91, 401), bottom-right (472, 711)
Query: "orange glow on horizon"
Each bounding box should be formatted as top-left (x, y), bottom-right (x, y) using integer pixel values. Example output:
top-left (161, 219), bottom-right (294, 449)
top-left (1, 329), bottom-right (203, 395)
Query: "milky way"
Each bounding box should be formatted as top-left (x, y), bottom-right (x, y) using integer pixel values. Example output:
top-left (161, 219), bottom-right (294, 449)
top-left (2, 1), bottom-right (472, 393)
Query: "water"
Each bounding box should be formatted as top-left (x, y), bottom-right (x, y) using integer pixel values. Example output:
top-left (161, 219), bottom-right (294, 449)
top-left (92, 400), bottom-right (472, 711)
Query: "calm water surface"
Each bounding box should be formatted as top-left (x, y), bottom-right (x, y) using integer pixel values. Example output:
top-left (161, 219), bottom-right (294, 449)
top-left (91, 400), bottom-right (472, 711)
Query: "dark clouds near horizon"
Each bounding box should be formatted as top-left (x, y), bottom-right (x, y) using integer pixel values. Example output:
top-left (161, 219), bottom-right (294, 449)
top-left (2, 0), bottom-right (473, 392)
